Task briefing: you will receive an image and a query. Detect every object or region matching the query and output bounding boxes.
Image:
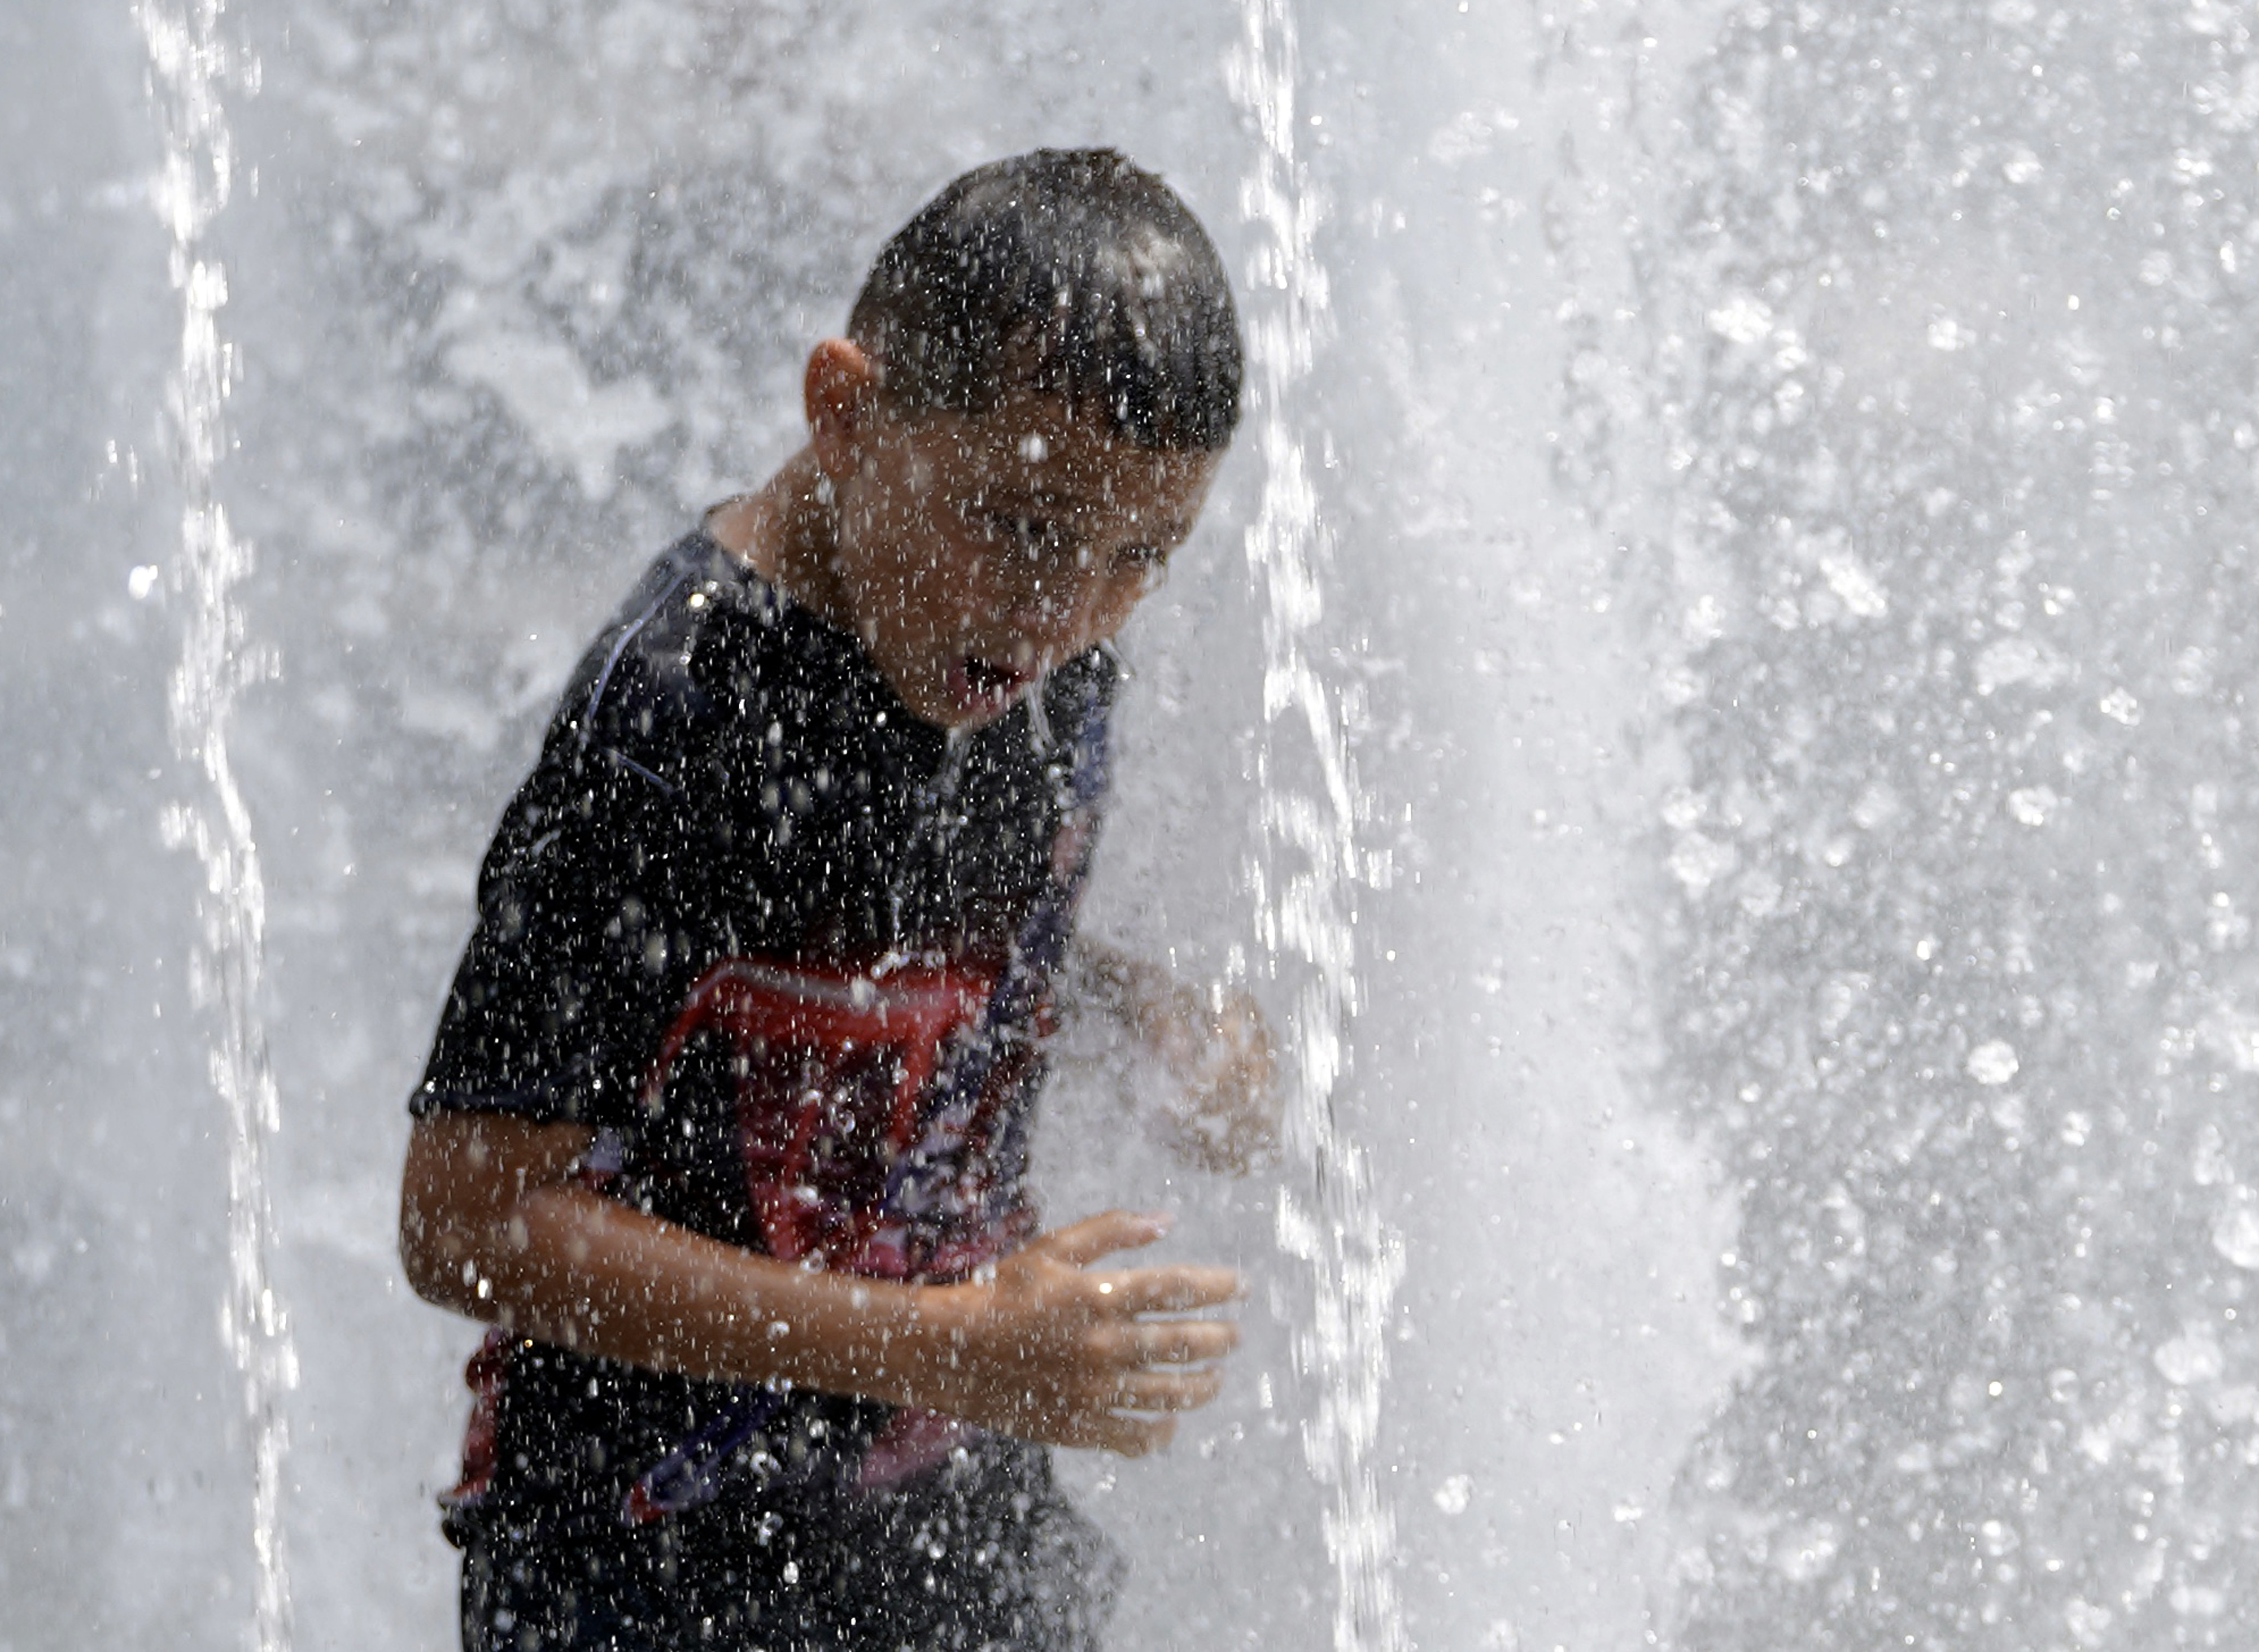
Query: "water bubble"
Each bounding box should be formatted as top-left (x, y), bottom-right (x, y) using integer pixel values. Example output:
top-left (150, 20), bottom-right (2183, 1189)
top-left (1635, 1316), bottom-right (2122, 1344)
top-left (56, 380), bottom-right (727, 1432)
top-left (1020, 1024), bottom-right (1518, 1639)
top-left (2197, 1007), bottom-right (2259, 1072)
top-left (2170, 1584), bottom-right (2228, 1618)
top-left (1706, 294), bottom-right (1773, 345)
top-left (1850, 784), bottom-right (1899, 829)
top-left (1659, 787), bottom-right (1706, 831)
top-left (2153, 1329), bottom-right (2224, 1387)
top-left (128, 564), bottom-right (162, 599)
top-left (2097, 686), bottom-right (2143, 726)
top-left (1816, 548), bottom-right (1888, 618)
top-left (2194, 1123), bottom-right (2235, 1186)
top-left (1668, 830), bottom-right (1738, 895)
top-left (1432, 1474), bottom-right (1472, 1515)
top-left (2006, 787), bottom-right (2057, 826)
top-left (2065, 1599), bottom-right (2113, 1647)
top-left (1966, 1040), bottom-right (2020, 1086)
top-left (1973, 636), bottom-right (2066, 695)
top-left (2213, 1201), bottom-right (2259, 1269)
top-left (1769, 1519), bottom-right (1841, 1581)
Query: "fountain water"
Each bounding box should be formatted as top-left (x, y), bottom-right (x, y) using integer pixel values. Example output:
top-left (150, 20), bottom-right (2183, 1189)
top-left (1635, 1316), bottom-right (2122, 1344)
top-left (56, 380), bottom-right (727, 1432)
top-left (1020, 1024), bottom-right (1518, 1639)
top-left (1229, 4), bottom-right (1406, 1649)
top-left (10, 3), bottom-right (1760, 1645)
top-left (138, 2), bottom-right (297, 1649)
top-left (65, 1), bottom-right (2259, 1649)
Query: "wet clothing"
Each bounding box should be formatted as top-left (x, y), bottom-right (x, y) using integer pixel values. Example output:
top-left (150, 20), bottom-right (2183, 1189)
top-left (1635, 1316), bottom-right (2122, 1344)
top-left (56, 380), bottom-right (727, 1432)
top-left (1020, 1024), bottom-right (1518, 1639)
top-left (460, 1440), bottom-right (1119, 1652)
top-left (412, 530), bottom-right (1122, 1647)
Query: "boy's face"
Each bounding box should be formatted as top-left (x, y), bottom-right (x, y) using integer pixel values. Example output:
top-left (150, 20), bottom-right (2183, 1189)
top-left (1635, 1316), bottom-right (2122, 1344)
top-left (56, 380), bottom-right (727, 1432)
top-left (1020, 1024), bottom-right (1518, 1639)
top-left (809, 342), bottom-right (1221, 731)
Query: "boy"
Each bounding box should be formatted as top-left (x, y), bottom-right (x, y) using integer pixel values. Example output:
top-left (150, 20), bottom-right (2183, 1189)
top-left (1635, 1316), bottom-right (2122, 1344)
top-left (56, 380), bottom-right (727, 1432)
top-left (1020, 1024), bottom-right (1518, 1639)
top-left (399, 149), bottom-right (1271, 1651)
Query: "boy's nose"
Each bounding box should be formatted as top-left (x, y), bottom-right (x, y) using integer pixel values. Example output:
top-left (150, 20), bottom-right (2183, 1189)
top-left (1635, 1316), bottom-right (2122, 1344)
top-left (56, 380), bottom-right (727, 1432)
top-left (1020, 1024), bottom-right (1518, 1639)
top-left (1005, 566), bottom-right (1110, 652)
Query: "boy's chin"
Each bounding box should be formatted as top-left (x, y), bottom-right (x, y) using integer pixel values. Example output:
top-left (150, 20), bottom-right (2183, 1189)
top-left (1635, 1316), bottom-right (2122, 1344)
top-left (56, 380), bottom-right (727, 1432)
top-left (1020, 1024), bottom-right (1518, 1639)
top-left (904, 656), bottom-right (1037, 731)
top-left (889, 671), bottom-right (1027, 734)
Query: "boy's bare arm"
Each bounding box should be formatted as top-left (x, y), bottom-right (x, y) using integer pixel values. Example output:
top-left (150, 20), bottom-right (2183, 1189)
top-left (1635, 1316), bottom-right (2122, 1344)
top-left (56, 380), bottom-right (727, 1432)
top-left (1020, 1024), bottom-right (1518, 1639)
top-left (399, 1112), bottom-right (1238, 1457)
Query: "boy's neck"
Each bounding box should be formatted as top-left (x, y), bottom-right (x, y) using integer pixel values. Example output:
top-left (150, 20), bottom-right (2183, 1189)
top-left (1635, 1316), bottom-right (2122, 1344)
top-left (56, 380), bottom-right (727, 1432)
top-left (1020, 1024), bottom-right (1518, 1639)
top-left (703, 452), bottom-right (862, 637)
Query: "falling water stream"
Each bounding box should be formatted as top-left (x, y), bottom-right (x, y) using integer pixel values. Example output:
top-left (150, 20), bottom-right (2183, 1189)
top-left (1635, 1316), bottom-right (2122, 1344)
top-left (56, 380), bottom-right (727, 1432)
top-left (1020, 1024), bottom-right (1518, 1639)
top-left (1229, 5), bottom-right (1406, 1649)
top-left (138, 2), bottom-right (297, 1649)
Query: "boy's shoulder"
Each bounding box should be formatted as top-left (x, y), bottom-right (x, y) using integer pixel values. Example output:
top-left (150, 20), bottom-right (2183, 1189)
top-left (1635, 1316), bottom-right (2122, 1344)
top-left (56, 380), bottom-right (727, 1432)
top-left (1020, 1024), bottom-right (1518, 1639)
top-left (550, 530), bottom-right (783, 755)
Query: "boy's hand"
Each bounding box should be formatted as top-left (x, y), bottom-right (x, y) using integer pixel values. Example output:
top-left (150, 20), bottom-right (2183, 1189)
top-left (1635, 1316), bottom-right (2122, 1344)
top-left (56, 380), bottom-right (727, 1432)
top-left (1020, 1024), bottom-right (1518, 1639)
top-left (928, 1210), bottom-right (1241, 1457)
top-left (1071, 941), bottom-right (1283, 1176)
top-left (1135, 977), bottom-right (1281, 1176)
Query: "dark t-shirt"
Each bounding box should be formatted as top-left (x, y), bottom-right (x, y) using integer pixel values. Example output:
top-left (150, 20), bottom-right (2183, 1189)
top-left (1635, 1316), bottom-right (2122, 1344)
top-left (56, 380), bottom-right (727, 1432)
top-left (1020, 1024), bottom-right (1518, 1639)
top-left (413, 530), bottom-right (1117, 1544)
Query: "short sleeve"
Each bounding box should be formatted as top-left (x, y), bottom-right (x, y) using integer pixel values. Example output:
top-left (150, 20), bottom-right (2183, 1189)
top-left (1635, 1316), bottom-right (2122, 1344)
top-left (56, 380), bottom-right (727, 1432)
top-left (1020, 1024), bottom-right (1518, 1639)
top-left (409, 735), bottom-right (663, 1126)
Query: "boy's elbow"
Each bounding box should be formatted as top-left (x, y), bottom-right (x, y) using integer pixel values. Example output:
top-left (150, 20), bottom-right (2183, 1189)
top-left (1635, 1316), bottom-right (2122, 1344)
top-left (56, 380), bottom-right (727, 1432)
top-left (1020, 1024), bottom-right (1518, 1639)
top-left (398, 1144), bottom-right (482, 1312)
top-left (397, 1187), bottom-right (458, 1309)
top-left (397, 1112), bottom-right (591, 1314)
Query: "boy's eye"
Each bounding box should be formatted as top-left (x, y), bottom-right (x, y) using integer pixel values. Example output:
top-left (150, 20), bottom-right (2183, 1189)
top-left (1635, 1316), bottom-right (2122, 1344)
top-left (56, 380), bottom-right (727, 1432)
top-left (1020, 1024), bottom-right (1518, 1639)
top-left (1113, 545), bottom-right (1169, 589)
top-left (990, 513), bottom-right (1087, 562)
top-left (992, 513), bottom-right (1057, 551)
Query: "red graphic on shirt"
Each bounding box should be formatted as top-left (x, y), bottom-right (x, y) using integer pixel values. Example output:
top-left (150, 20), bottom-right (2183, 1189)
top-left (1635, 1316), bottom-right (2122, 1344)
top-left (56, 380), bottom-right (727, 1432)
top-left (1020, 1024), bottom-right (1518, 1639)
top-left (642, 958), bottom-right (1006, 1279)
top-left (445, 957), bottom-right (1043, 1524)
top-left (640, 957), bottom-right (1017, 1492)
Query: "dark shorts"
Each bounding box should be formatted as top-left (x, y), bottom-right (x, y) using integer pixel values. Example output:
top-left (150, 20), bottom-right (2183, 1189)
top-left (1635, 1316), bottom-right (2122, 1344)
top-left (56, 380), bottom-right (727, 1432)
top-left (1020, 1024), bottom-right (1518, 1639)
top-left (459, 1440), bottom-right (1122, 1652)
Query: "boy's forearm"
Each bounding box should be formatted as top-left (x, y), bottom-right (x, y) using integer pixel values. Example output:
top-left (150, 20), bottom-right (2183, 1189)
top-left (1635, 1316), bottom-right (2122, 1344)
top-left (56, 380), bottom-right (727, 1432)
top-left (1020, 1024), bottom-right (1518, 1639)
top-left (399, 1113), bottom-right (1239, 1453)
top-left (477, 1180), bottom-right (967, 1403)
top-left (399, 1115), bottom-right (966, 1406)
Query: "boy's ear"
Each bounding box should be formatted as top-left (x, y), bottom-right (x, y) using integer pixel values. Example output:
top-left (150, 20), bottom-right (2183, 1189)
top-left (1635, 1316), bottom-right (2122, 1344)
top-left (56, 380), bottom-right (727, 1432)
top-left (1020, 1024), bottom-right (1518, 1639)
top-left (805, 338), bottom-right (882, 474)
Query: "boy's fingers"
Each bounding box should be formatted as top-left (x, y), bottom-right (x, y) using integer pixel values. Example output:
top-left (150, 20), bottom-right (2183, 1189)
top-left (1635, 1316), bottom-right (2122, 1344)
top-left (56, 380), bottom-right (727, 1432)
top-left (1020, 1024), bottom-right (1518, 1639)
top-left (1113, 1318), bottom-right (1241, 1366)
top-left (1115, 1368), bottom-right (1226, 1413)
top-left (1090, 1265), bottom-right (1241, 1314)
top-left (1037, 1209), bottom-right (1172, 1269)
top-left (1049, 1410), bottom-right (1171, 1456)
top-left (1097, 1414), bottom-right (1178, 1458)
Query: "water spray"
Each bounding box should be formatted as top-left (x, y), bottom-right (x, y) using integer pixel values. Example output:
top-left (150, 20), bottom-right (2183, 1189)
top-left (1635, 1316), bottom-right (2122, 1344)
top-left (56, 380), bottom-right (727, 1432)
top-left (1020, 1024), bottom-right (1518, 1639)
top-left (1229, 5), bottom-right (1407, 1649)
top-left (139, 2), bottom-right (296, 1647)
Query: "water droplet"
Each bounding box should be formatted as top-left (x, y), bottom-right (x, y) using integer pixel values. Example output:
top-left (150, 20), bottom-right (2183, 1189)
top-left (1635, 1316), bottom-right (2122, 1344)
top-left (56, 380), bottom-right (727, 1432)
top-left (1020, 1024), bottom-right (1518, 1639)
top-left (1706, 294), bottom-right (1773, 345)
top-left (2007, 786), bottom-right (2057, 826)
top-left (2154, 1330), bottom-right (2224, 1387)
top-left (1668, 830), bottom-right (1737, 895)
top-left (2214, 1202), bottom-right (2259, 1269)
top-left (2097, 686), bottom-right (2143, 726)
top-left (1966, 1040), bottom-right (2020, 1085)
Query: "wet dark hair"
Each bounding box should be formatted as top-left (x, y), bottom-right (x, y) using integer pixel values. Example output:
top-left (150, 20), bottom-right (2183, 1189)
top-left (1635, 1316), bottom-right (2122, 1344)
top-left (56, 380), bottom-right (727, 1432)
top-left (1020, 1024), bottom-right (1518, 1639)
top-left (847, 149), bottom-right (1242, 452)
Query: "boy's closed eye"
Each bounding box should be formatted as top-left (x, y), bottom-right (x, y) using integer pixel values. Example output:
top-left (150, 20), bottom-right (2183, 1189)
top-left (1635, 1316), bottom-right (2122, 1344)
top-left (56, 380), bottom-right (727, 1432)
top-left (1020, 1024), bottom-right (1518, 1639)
top-left (984, 510), bottom-right (1166, 579)
top-left (989, 512), bottom-right (1076, 558)
top-left (1111, 543), bottom-right (1169, 581)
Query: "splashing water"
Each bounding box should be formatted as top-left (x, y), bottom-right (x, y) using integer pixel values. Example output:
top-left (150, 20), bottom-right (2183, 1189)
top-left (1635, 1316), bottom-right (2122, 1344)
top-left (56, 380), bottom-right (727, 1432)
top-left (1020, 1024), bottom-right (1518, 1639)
top-left (139, 3), bottom-right (296, 1647)
top-left (1229, 5), bottom-right (1407, 1649)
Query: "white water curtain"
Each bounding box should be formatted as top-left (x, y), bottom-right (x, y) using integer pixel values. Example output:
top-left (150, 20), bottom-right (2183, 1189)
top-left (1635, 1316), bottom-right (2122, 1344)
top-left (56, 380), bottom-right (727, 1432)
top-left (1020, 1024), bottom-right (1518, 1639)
top-left (10, 2), bottom-right (2257, 1649)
